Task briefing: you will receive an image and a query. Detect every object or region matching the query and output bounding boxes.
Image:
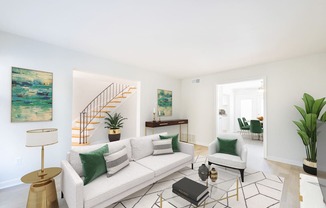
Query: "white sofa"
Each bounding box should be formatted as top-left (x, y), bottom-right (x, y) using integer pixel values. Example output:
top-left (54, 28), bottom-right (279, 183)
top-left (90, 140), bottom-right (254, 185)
top-left (61, 133), bottom-right (194, 208)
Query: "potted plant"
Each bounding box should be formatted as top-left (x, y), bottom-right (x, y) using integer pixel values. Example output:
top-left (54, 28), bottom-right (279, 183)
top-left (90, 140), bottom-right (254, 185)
top-left (104, 112), bottom-right (127, 142)
top-left (293, 93), bottom-right (326, 175)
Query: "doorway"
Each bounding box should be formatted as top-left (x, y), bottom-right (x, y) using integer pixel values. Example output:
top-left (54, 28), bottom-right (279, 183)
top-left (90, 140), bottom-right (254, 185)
top-left (216, 78), bottom-right (266, 158)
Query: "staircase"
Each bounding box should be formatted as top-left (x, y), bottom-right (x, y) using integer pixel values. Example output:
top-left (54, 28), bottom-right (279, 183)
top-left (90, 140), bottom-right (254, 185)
top-left (72, 83), bottom-right (136, 146)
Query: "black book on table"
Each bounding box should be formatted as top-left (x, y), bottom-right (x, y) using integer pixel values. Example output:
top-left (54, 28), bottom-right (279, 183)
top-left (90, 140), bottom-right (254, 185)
top-left (172, 188), bottom-right (209, 206)
top-left (172, 177), bottom-right (209, 201)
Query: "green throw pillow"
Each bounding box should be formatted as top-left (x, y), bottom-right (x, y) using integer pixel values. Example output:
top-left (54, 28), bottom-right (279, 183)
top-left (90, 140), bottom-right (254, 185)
top-left (79, 145), bottom-right (109, 185)
top-left (159, 134), bottom-right (179, 152)
top-left (217, 138), bottom-right (238, 156)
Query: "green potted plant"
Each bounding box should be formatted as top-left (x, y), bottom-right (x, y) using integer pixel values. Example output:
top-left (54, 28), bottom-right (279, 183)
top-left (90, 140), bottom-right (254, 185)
top-left (104, 112), bottom-right (127, 142)
top-left (293, 93), bottom-right (326, 175)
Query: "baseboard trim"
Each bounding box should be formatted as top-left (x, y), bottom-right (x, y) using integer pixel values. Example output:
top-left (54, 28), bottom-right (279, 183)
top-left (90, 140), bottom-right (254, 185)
top-left (267, 155), bottom-right (302, 167)
top-left (0, 178), bottom-right (22, 189)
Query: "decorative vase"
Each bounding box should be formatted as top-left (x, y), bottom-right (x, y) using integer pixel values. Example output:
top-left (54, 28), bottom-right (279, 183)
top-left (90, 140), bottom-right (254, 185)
top-left (210, 168), bottom-right (218, 182)
top-left (303, 159), bottom-right (317, 175)
top-left (108, 129), bottom-right (121, 142)
top-left (198, 164), bottom-right (209, 181)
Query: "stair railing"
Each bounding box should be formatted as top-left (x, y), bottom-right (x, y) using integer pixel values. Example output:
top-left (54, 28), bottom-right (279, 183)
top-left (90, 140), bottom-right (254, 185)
top-left (79, 83), bottom-right (129, 144)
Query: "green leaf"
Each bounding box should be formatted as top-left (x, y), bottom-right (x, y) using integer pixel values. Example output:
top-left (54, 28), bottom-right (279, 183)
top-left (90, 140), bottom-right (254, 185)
top-left (293, 121), bottom-right (305, 132)
top-left (312, 98), bottom-right (325, 117)
top-left (298, 130), bottom-right (309, 146)
top-left (305, 113), bottom-right (317, 132)
top-left (302, 93), bottom-right (315, 113)
top-left (295, 105), bottom-right (306, 119)
top-left (321, 111), bottom-right (326, 122)
top-left (104, 112), bottom-right (127, 129)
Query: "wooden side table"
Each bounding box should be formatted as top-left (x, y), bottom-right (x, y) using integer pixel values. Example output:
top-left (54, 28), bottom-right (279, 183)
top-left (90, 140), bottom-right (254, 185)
top-left (21, 167), bottom-right (62, 208)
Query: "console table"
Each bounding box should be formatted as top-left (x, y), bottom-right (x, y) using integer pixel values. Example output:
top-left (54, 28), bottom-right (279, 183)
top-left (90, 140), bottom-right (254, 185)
top-left (145, 119), bottom-right (188, 142)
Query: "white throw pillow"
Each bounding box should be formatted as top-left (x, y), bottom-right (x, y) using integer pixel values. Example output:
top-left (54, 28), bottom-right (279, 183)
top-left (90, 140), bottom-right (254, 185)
top-left (104, 146), bottom-right (129, 177)
top-left (153, 139), bottom-right (173, 155)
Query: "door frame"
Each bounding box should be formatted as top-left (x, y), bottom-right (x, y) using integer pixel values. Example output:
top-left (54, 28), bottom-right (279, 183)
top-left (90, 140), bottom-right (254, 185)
top-left (215, 77), bottom-right (267, 158)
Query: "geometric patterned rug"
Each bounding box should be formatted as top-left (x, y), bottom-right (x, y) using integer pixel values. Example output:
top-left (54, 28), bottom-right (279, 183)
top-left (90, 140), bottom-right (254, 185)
top-left (107, 155), bottom-right (284, 208)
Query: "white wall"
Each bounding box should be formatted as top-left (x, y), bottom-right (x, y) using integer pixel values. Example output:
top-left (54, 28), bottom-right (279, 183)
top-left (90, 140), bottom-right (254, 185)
top-left (72, 70), bottom-right (137, 119)
top-left (0, 31), bottom-right (182, 188)
top-left (181, 53), bottom-right (326, 166)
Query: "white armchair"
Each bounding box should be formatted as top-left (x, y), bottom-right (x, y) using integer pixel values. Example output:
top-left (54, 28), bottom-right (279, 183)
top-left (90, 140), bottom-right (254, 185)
top-left (208, 133), bottom-right (247, 182)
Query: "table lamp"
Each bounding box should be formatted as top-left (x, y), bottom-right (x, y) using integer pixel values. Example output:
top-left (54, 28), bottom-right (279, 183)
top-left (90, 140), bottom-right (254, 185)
top-left (26, 128), bottom-right (58, 177)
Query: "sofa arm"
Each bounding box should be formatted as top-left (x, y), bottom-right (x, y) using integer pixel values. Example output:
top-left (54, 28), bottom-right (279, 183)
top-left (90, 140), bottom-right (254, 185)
top-left (241, 145), bottom-right (248, 165)
top-left (61, 160), bottom-right (84, 208)
top-left (178, 141), bottom-right (194, 163)
top-left (208, 140), bottom-right (217, 155)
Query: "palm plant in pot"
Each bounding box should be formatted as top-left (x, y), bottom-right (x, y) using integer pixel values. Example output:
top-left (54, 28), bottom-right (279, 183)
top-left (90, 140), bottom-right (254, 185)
top-left (104, 112), bottom-right (127, 142)
top-left (293, 93), bottom-right (326, 175)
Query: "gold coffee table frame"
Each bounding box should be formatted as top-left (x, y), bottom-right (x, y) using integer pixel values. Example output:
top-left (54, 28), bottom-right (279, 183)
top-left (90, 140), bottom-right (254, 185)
top-left (21, 167), bottom-right (62, 208)
top-left (159, 177), bottom-right (239, 208)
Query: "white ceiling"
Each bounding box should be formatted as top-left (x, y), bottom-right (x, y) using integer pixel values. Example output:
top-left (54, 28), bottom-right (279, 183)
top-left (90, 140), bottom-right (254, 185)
top-left (1, 1), bottom-right (326, 79)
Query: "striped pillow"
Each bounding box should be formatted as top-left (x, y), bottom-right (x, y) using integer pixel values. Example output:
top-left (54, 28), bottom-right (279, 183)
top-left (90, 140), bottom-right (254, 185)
top-left (103, 146), bottom-right (129, 177)
top-left (153, 139), bottom-right (173, 155)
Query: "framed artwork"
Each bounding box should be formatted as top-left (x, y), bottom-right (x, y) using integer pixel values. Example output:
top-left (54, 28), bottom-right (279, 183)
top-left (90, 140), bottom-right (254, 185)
top-left (157, 89), bottom-right (172, 116)
top-left (11, 67), bottom-right (53, 122)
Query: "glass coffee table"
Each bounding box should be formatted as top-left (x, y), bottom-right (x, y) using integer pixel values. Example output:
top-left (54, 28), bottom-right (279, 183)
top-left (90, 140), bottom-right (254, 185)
top-left (156, 170), bottom-right (239, 208)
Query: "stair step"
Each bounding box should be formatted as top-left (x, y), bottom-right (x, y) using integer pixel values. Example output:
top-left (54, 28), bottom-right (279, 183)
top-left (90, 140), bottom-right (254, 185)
top-left (85, 115), bottom-right (105, 118)
top-left (101, 105), bottom-right (116, 108)
top-left (116, 96), bottom-right (126, 99)
top-left (75, 120), bottom-right (100, 124)
top-left (72, 127), bottom-right (95, 131)
top-left (72, 134), bottom-right (90, 138)
top-left (129, 87), bottom-right (136, 91)
top-left (110, 100), bottom-right (121, 103)
top-left (98, 110), bottom-right (111, 113)
top-left (122, 92), bottom-right (132, 95)
top-left (72, 142), bottom-right (90, 146)
top-left (92, 110), bottom-right (110, 114)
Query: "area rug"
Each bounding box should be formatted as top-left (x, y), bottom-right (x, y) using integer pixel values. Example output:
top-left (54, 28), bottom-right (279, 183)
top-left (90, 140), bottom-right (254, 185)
top-left (107, 155), bottom-right (284, 208)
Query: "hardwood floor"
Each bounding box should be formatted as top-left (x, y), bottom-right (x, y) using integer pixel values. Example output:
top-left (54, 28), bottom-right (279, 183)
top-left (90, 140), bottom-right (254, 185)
top-left (0, 142), bottom-right (304, 208)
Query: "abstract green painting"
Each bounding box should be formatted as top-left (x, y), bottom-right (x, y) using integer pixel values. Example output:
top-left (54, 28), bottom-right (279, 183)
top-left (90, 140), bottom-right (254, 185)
top-left (157, 89), bottom-right (172, 116)
top-left (11, 67), bottom-right (53, 122)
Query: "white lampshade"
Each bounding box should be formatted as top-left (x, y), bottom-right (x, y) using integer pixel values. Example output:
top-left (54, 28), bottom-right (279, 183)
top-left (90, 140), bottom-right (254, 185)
top-left (26, 128), bottom-right (58, 147)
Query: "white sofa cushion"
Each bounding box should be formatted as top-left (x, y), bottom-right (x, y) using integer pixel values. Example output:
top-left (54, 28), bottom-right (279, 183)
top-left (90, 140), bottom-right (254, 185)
top-left (130, 132), bottom-right (167, 160)
top-left (107, 138), bottom-right (132, 160)
top-left (136, 152), bottom-right (192, 176)
top-left (83, 162), bottom-right (154, 208)
top-left (208, 153), bottom-right (246, 169)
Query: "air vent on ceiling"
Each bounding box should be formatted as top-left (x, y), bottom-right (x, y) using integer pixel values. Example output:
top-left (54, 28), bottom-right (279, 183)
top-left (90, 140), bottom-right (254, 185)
top-left (192, 79), bottom-right (200, 84)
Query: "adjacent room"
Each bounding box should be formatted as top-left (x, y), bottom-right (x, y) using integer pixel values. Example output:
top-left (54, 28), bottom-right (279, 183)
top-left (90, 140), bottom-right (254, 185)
top-left (1, 1), bottom-right (326, 208)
